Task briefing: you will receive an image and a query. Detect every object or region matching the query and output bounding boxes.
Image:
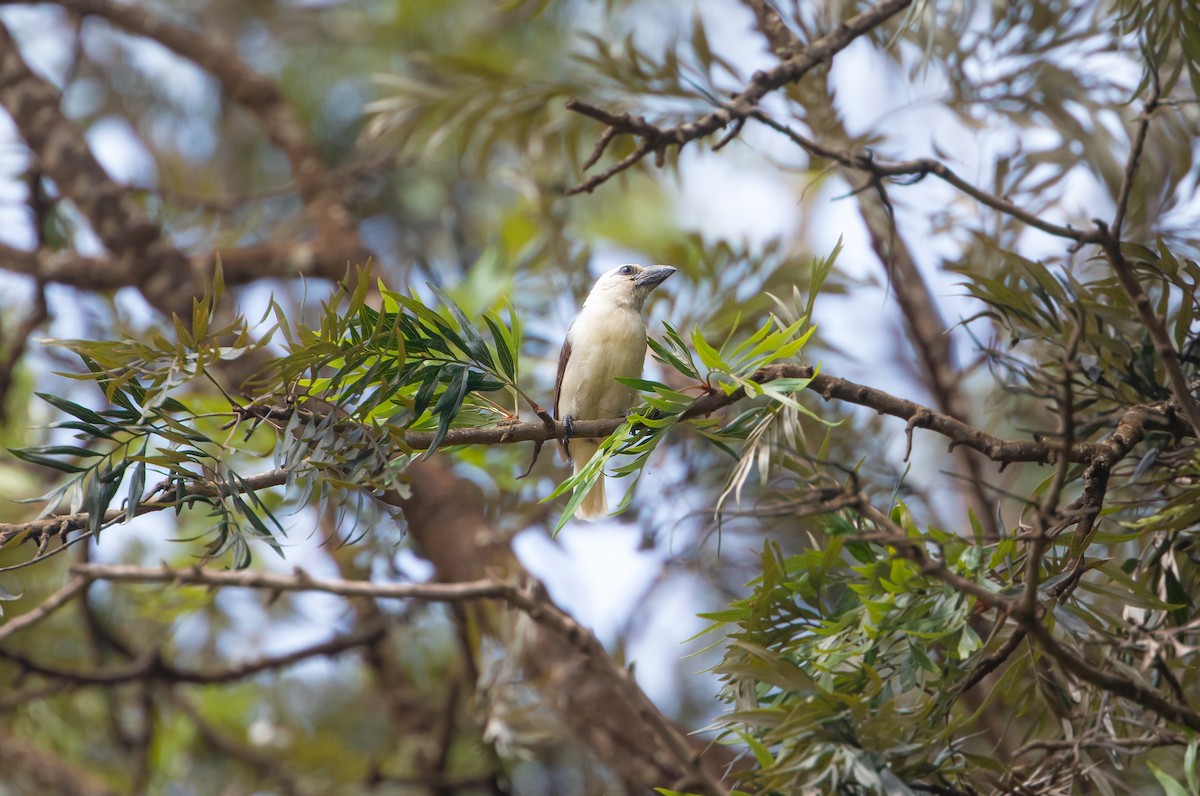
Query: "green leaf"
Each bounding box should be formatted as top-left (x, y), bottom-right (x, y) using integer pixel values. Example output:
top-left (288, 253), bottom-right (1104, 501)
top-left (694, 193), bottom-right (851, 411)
top-left (691, 327), bottom-right (727, 372)
top-left (55, 420), bottom-right (116, 440)
top-left (125, 460), bottom-right (146, 523)
top-left (425, 364), bottom-right (471, 457)
top-left (648, 336), bottom-right (699, 379)
top-left (410, 364), bottom-right (445, 424)
top-left (30, 445), bottom-right (107, 458)
top-left (35, 393), bottom-right (107, 425)
top-left (615, 376), bottom-right (666, 392)
top-left (483, 314), bottom-right (516, 379)
top-left (8, 448), bottom-right (90, 473)
top-left (1186, 736), bottom-right (1198, 794)
top-left (1147, 761), bottom-right (1189, 796)
top-left (429, 285), bottom-right (495, 369)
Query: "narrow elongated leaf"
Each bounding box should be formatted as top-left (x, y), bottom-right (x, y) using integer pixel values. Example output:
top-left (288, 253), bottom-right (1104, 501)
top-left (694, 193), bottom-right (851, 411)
top-left (425, 364), bottom-right (471, 457)
top-left (35, 393), bottom-right (107, 424)
top-left (410, 364), bottom-right (444, 423)
top-left (483, 314), bottom-right (516, 379)
top-left (9, 448), bottom-right (90, 473)
top-left (125, 460), bottom-right (146, 523)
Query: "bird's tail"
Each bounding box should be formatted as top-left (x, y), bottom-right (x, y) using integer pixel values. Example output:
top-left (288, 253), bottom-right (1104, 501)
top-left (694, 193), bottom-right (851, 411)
top-left (570, 439), bottom-right (606, 521)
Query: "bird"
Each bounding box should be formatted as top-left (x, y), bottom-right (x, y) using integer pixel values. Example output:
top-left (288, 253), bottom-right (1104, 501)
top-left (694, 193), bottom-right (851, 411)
top-left (553, 263), bottom-right (677, 520)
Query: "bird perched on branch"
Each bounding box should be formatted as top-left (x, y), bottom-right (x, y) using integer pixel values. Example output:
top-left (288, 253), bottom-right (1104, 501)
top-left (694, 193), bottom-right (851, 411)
top-left (554, 263), bottom-right (677, 520)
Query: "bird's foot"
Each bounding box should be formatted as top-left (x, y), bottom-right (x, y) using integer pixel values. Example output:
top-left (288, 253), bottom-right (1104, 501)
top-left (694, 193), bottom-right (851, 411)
top-left (561, 415), bottom-right (574, 464)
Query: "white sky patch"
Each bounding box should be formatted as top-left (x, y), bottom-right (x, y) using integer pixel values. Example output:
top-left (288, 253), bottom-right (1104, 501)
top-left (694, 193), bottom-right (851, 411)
top-left (85, 116), bottom-right (158, 184)
top-left (624, 573), bottom-right (723, 717)
top-left (696, 0), bottom-right (772, 77)
top-left (111, 30), bottom-right (216, 111)
top-left (514, 525), bottom-right (664, 647)
top-left (238, 21), bottom-right (285, 77)
top-left (674, 149), bottom-right (801, 244)
top-left (0, 6), bottom-right (76, 85)
top-left (0, 103), bottom-right (33, 254)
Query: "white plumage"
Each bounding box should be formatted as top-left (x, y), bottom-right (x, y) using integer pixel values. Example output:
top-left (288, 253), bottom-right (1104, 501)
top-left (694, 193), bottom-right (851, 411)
top-left (554, 264), bottom-right (676, 520)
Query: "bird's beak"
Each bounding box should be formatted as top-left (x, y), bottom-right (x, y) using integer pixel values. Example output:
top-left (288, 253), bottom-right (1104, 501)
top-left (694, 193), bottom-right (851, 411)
top-left (634, 265), bottom-right (676, 289)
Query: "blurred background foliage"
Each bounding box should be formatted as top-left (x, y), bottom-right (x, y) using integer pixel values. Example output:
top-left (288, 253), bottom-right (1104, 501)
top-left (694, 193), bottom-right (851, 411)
top-left (2, 0), bottom-right (1200, 794)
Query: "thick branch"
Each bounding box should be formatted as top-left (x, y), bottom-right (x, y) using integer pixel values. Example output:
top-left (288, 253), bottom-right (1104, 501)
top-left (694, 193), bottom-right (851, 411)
top-left (0, 244), bottom-right (114, 288)
top-left (390, 458), bottom-right (734, 795)
top-left (0, 241), bottom-right (360, 290)
top-left (0, 576), bottom-right (87, 643)
top-left (1023, 619), bottom-right (1200, 732)
top-left (20, 0), bottom-right (367, 259)
top-left (199, 242), bottom-right (363, 285)
top-left (0, 20), bottom-right (203, 316)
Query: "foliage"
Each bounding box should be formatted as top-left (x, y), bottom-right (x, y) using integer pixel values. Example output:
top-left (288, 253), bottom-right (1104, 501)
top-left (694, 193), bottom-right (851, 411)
top-left (4, 0), bottom-right (1200, 794)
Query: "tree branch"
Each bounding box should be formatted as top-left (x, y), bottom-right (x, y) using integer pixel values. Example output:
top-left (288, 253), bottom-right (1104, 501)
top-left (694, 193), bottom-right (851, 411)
top-left (747, 110), bottom-right (1093, 244)
top-left (14, 0), bottom-right (368, 261)
top-left (1093, 82), bottom-right (1200, 440)
top-left (1022, 618), bottom-right (1200, 732)
top-left (740, 52), bottom-right (1200, 445)
top-left (63, 558), bottom-right (730, 795)
top-left (737, 3), bottom-right (1001, 539)
top-left (2, 364), bottom-right (1185, 551)
top-left (853, 489), bottom-right (1200, 736)
top-left (0, 239), bottom-right (364, 290)
top-left (0, 575), bottom-right (87, 643)
top-left (0, 19), bottom-right (204, 317)
top-left (390, 458), bottom-right (734, 795)
top-left (70, 563), bottom-right (514, 602)
top-left (564, 0), bottom-right (913, 194)
top-left (855, 502), bottom-right (1005, 609)
top-left (0, 606), bottom-right (388, 688)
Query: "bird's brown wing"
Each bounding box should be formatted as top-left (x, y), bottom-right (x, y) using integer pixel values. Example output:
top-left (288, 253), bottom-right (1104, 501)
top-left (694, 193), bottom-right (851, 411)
top-left (553, 332), bottom-right (572, 459)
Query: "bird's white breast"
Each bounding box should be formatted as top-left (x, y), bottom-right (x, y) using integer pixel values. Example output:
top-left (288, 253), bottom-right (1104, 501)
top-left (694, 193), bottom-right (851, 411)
top-left (559, 305), bottom-right (647, 420)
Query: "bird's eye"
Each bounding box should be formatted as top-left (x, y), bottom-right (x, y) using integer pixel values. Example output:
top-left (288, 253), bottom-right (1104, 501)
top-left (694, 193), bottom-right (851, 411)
top-left (618, 265), bottom-right (637, 276)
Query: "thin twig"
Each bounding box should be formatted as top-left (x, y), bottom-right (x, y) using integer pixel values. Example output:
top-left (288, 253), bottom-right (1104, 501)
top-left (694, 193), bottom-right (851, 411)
top-left (169, 690), bottom-right (307, 796)
top-left (564, 0), bottom-right (913, 194)
top-left (71, 564), bottom-right (515, 602)
top-left (1022, 322), bottom-right (1082, 613)
top-left (1023, 619), bottom-right (1200, 732)
top-left (0, 576), bottom-right (88, 643)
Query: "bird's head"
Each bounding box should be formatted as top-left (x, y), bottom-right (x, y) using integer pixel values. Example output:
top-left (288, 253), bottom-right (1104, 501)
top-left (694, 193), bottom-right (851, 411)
top-left (582, 263), bottom-right (677, 311)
